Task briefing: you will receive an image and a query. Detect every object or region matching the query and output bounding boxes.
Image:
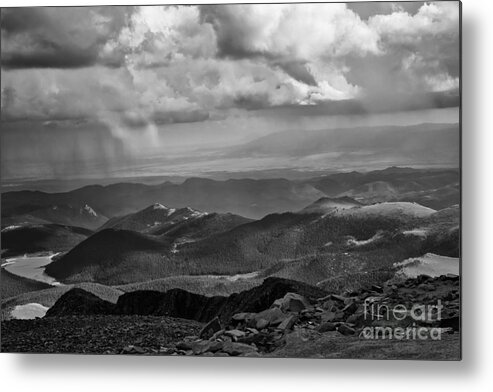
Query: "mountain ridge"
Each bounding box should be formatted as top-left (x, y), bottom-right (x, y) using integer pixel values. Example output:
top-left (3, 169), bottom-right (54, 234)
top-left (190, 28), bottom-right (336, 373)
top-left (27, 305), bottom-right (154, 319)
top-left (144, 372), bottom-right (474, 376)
top-left (2, 167), bottom-right (459, 221)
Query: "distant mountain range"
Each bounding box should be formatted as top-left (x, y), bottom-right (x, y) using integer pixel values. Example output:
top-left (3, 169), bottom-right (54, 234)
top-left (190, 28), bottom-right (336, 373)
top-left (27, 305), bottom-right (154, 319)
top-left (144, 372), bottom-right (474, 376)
top-left (1, 166), bottom-right (460, 289)
top-left (1, 203), bottom-right (107, 230)
top-left (1, 167), bottom-right (459, 222)
top-left (227, 123), bottom-right (459, 167)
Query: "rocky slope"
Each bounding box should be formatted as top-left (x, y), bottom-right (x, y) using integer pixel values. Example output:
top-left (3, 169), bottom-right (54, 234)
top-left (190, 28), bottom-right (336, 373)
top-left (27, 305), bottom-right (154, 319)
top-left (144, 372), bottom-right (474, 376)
top-left (44, 277), bottom-right (328, 324)
top-left (1, 274), bottom-right (460, 358)
top-left (1, 315), bottom-right (201, 354)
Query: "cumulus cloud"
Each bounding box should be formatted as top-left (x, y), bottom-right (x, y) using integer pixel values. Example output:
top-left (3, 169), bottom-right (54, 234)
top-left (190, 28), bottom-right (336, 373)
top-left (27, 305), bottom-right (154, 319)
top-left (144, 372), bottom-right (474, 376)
top-left (346, 1), bottom-right (459, 104)
top-left (199, 3), bottom-right (379, 100)
top-left (201, 4), bottom-right (380, 60)
top-left (369, 2), bottom-right (459, 43)
top-left (1, 2), bottom-right (460, 125)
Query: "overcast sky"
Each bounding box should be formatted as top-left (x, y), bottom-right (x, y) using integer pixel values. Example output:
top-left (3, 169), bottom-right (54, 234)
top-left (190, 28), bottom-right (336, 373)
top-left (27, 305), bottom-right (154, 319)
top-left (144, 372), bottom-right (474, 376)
top-left (0, 2), bottom-right (460, 181)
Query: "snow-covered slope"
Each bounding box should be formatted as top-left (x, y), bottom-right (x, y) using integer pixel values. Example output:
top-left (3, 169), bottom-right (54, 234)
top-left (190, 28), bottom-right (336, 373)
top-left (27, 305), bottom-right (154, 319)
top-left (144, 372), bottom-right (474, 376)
top-left (394, 253), bottom-right (459, 279)
top-left (339, 202), bottom-right (436, 218)
top-left (100, 204), bottom-right (209, 233)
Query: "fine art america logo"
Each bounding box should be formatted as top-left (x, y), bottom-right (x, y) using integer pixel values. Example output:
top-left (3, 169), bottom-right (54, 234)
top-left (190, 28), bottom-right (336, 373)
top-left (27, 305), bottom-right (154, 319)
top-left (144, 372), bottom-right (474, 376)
top-left (360, 299), bottom-right (444, 341)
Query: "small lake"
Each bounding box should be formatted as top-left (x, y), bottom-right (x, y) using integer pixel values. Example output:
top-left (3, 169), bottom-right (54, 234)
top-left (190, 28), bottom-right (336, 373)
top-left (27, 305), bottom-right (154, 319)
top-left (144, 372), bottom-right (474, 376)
top-left (3, 253), bottom-right (62, 286)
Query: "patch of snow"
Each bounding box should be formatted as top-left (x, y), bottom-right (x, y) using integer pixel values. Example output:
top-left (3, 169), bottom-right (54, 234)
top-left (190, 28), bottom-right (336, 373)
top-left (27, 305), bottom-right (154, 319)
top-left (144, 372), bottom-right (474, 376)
top-left (191, 211), bottom-right (208, 218)
top-left (179, 207), bottom-right (207, 218)
top-left (82, 204), bottom-right (98, 217)
top-left (10, 303), bottom-right (49, 319)
top-left (347, 231), bottom-right (384, 247)
top-left (1, 225), bottom-right (21, 232)
top-left (170, 243), bottom-right (179, 254)
top-left (152, 203), bottom-right (167, 210)
top-left (204, 271), bottom-right (260, 282)
top-left (402, 228), bottom-right (428, 238)
top-left (394, 253), bottom-right (459, 279)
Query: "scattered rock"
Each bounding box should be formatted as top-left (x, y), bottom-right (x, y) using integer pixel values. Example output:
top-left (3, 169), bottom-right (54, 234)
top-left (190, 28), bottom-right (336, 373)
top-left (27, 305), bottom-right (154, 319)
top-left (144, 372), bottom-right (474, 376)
top-left (277, 315), bottom-right (297, 331)
top-left (199, 317), bottom-right (222, 339)
top-left (122, 345), bottom-right (146, 354)
top-left (252, 308), bottom-right (286, 328)
top-left (176, 341), bottom-right (193, 351)
top-left (371, 285), bottom-right (383, 293)
top-left (241, 351), bottom-right (261, 357)
top-left (318, 322), bottom-right (337, 333)
top-left (209, 329), bottom-right (225, 341)
top-left (330, 294), bottom-right (347, 303)
top-left (222, 341), bottom-right (258, 356)
top-left (191, 340), bottom-right (213, 355)
top-left (159, 347), bottom-right (175, 355)
top-left (255, 319), bottom-right (270, 330)
top-left (320, 300), bottom-right (336, 311)
top-left (342, 302), bottom-right (358, 315)
top-left (232, 313), bottom-right (255, 322)
top-left (224, 329), bottom-right (246, 340)
top-left (272, 292), bottom-right (309, 313)
top-left (192, 340), bottom-right (224, 354)
top-left (320, 311), bottom-right (337, 323)
top-left (337, 324), bottom-right (356, 336)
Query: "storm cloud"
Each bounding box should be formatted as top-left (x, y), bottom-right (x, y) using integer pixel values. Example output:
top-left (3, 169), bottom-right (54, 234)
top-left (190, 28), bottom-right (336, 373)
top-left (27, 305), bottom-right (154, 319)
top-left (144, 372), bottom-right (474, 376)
top-left (1, 7), bottom-right (132, 69)
top-left (1, 2), bottom-right (460, 124)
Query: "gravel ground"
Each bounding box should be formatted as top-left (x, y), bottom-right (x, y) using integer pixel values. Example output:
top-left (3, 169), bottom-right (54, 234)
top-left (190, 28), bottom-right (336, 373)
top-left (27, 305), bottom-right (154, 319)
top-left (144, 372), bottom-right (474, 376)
top-left (270, 329), bottom-right (461, 360)
top-left (1, 315), bottom-right (202, 354)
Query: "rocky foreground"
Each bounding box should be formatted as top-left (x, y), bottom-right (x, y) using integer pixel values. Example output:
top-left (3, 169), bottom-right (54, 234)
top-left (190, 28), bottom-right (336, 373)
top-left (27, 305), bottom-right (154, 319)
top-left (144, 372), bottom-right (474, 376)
top-left (1, 275), bottom-right (460, 359)
top-left (1, 315), bottom-right (201, 354)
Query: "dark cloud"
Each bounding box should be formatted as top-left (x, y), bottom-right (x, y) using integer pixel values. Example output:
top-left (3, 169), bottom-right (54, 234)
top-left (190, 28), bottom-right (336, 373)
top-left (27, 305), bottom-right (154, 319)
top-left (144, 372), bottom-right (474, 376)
top-left (1, 44), bottom-right (100, 69)
top-left (275, 60), bottom-right (318, 86)
top-left (199, 5), bottom-right (258, 59)
top-left (233, 93), bottom-right (271, 111)
top-left (1, 7), bottom-right (132, 69)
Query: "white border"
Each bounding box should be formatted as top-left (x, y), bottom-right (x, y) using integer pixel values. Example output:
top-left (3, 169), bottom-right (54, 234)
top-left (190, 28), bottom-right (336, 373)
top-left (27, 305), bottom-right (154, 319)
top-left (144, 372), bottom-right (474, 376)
top-left (2, 0), bottom-right (493, 390)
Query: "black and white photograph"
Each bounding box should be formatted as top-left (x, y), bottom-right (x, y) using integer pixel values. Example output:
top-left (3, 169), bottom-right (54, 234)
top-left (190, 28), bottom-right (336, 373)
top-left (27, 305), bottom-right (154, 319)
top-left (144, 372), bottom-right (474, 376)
top-left (1, 1), bottom-right (461, 360)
